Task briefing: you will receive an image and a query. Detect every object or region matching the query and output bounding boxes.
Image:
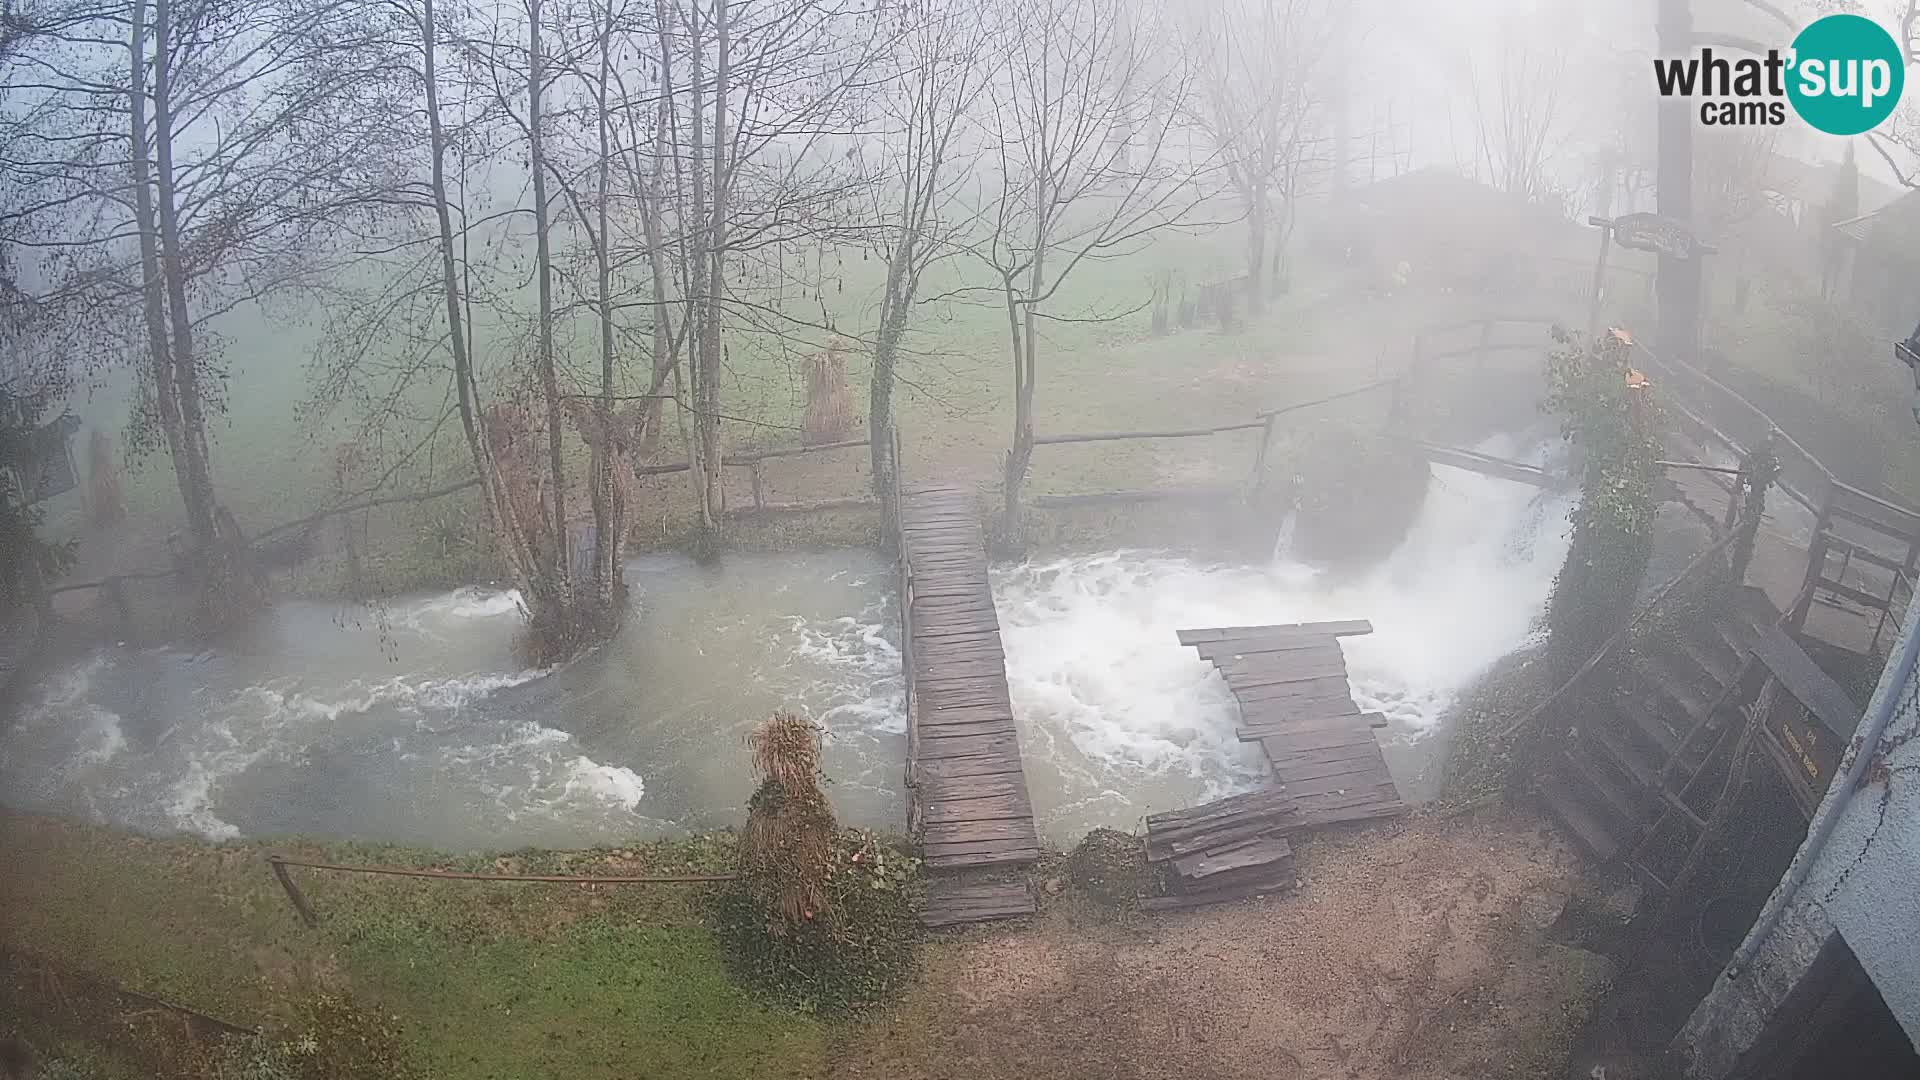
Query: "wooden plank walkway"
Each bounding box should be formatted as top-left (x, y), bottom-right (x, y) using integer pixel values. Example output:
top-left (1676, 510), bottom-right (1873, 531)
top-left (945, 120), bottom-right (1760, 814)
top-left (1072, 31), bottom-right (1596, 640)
top-left (1182, 621), bottom-right (1405, 819)
top-left (1142, 621), bottom-right (1406, 911)
top-left (897, 486), bottom-right (1040, 927)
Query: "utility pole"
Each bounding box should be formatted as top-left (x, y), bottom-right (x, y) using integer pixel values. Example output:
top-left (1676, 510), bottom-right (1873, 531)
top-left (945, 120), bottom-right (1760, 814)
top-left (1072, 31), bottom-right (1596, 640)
top-left (1656, 0), bottom-right (1701, 364)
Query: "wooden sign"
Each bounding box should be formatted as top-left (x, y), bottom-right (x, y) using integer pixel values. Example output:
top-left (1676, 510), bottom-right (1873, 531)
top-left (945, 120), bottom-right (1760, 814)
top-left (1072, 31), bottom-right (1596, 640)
top-left (1612, 212), bottom-right (1715, 260)
top-left (1751, 625), bottom-right (1861, 818)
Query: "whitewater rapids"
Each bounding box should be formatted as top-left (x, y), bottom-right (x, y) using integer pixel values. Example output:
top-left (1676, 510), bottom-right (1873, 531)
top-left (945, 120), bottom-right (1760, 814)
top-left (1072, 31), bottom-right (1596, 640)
top-left (2, 444), bottom-right (1569, 849)
top-left (995, 456), bottom-right (1573, 843)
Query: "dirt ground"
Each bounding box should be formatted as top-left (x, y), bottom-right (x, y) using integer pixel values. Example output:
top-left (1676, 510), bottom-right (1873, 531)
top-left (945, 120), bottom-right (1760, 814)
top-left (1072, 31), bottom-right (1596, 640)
top-left (832, 808), bottom-right (1611, 1080)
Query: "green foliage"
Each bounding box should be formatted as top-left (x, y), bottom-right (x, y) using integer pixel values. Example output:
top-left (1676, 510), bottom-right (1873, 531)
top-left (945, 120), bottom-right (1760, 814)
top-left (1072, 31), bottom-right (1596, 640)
top-left (1065, 827), bottom-right (1152, 908)
top-left (0, 473), bottom-right (77, 606)
top-left (713, 829), bottom-right (922, 1016)
top-left (1542, 328), bottom-right (1661, 682)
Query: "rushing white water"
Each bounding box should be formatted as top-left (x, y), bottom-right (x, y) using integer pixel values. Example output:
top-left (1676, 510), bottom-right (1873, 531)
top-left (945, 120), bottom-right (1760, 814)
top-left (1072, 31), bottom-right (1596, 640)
top-left (5, 443), bottom-right (1570, 851)
top-left (1, 551), bottom-right (904, 849)
top-left (993, 446), bottom-right (1574, 843)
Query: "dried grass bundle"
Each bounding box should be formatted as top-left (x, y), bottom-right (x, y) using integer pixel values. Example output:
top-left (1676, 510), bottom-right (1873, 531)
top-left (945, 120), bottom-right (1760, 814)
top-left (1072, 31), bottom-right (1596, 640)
top-left (741, 711), bottom-right (838, 930)
top-left (802, 340), bottom-right (854, 445)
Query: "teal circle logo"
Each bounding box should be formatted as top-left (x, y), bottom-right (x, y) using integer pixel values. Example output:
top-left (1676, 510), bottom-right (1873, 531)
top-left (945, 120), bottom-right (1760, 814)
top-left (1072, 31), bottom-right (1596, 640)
top-left (1787, 14), bottom-right (1905, 135)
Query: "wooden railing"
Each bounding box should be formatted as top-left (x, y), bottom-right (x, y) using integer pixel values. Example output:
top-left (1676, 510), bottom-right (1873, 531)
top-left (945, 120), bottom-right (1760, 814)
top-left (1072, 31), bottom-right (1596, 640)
top-left (1025, 379), bottom-right (1401, 509)
top-left (634, 436), bottom-right (875, 517)
top-left (1407, 314), bottom-right (1920, 653)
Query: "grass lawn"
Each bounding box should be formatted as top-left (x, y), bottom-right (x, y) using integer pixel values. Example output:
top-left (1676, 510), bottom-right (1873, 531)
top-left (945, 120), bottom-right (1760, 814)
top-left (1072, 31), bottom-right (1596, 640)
top-left (0, 813), bottom-right (825, 1079)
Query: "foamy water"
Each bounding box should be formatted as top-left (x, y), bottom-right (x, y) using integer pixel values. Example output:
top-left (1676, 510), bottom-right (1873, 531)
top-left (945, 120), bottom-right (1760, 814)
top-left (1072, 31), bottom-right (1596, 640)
top-left (994, 443), bottom-right (1573, 842)
top-left (1, 551), bottom-right (904, 849)
top-left (5, 453), bottom-right (1568, 850)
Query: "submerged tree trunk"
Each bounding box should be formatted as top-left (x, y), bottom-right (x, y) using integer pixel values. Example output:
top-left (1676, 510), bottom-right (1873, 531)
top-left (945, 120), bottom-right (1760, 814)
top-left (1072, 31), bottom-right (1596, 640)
top-left (527, 0), bottom-right (573, 627)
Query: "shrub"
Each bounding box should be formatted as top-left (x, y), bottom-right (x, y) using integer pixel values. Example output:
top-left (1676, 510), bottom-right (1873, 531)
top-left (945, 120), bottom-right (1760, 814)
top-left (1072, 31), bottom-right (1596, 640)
top-left (717, 710), bottom-right (921, 1014)
top-left (1065, 828), bottom-right (1152, 908)
top-left (713, 828), bottom-right (922, 1016)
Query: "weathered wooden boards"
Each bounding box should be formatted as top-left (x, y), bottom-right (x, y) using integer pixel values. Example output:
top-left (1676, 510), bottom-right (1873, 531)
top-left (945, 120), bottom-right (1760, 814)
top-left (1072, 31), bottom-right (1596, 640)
top-left (921, 878), bottom-right (1036, 928)
top-left (899, 487), bottom-right (1041, 917)
top-left (1184, 621), bottom-right (1405, 823)
top-left (1140, 621), bottom-right (1406, 912)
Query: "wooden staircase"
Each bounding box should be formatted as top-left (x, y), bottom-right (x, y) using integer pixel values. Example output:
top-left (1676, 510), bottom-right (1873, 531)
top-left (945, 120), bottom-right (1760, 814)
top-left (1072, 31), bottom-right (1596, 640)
top-left (1541, 585), bottom-right (1780, 889)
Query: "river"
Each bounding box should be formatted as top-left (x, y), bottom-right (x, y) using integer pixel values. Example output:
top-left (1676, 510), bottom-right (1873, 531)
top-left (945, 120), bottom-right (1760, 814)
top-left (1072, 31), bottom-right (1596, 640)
top-left (2, 441), bottom-right (1572, 850)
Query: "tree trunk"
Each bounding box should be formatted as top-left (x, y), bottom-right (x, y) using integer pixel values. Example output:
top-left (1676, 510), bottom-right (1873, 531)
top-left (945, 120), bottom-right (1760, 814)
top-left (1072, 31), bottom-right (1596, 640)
top-left (699, 0), bottom-right (732, 541)
top-left (1245, 185), bottom-right (1266, 314)
top-left (527, 0), bottom-right (571, 620)
top-left (591, 1), bottom-right (621, 620)
top-left (869, 238), bottom-right (912, 501)
top-left (423, 0), bottom-right (540, 603)
top-left (151, 0), bottom-right (256, 619)
top-left (684, 3), bottom-right (718, 545)
top-left (127, 0), bottom-right (194, 533)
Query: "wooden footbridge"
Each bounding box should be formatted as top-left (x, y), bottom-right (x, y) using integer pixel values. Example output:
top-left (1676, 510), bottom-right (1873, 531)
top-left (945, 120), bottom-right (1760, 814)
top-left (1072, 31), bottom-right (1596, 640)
top-left (895, 484), bottom-right (1411, 922)
top-left (1142, 621), bottom-right (1407, 909)
top-left (895, 485), bottom-right (1041, 928)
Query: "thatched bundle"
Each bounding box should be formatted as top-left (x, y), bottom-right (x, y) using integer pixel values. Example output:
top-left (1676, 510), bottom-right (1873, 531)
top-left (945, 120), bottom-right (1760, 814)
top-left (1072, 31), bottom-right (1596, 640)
top-left (802, 340), bottom-right (854, 446)
top-left (741, 711), bottom-right (838, 930)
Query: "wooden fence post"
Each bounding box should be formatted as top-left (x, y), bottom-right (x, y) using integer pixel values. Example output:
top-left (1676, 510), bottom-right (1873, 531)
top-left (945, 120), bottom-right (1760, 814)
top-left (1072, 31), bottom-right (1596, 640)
top-left (749, 462), bottom-right (766, 512)
top-left (268, 857), bottom-right (319, 927)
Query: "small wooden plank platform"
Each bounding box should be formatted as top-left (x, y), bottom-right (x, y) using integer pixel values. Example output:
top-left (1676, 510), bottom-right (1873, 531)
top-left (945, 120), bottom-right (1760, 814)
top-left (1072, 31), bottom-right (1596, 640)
top-left (921, 878), bottom-right (1036, 928)
top-left (898, 486), bottom-right (1041, 903)
top-left (1186, 620), bottom-right (1404, 821)
top-left (1140, 621), bottom-right (1406, 912)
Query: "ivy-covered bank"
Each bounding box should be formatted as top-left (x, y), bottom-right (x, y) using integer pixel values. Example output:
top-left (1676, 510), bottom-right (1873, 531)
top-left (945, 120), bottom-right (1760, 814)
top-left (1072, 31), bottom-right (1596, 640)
top-left (0, 814), bottom-right (831, 1079)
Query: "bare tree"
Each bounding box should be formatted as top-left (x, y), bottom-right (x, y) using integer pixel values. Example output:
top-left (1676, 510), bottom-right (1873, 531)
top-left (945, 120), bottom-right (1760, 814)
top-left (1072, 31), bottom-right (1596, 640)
top-left (963, 0), bottom-right (1201, 537)
top-left (1179, 0), bottom-right (1339, 311)
top-left (2, 0), bottom-right (394, 621)
top-left (1463, 26), bottom-right (1568, 206)
top-left (863, 0), bottom-right (995, 502)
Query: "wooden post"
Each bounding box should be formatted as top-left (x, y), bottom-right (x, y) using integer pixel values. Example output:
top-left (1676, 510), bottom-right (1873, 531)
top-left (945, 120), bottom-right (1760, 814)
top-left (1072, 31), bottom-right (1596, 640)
top-left (749, 461), bottom-right (766, 511)
top-left (1250, 414), bottom-right (1278, 487)
top-left (269, 857), bottom-right (319, 927)
top-left (1586, 217), bottom-right (1615, 342)
top-left (1788, 476), bottom-right (1836, 635)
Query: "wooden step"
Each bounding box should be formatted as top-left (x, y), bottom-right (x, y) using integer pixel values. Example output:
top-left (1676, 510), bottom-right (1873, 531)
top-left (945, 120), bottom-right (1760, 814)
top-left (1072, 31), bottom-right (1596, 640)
top-left (922, 879), bottom-right (1035, 928)
top-left (1539, 775), bottom-right (1622, 863)
top-left (1677, 634), bottom-right (1741, 691)
top-left (1563, 744), bottom-right (1646, 833)
top-left (1636, 654), bottom-right (1713, 733)
top-left (1591, 722), bottom-right (1660, 790)
top-left (1612, 693), bottom-right (1681, 758)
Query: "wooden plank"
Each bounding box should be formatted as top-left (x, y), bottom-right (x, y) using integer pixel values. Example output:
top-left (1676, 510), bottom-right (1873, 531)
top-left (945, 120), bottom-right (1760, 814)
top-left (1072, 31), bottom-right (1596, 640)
top-left (1148, 819), bottom-right (1287, 862)
top-left (914, 754), bottom-right (1026, 781)
top-left (1139, 867), bottom-right (1297, 911)
top-left (914, 732), bottom-right (1021, 759)
top-left (1276, 755), bottom-right (1388, 787)
top-left (1145, 786), bottom-right (1295, 829)
top-left (919, 792), bottom-right (1032, 826)
top-left (1751, 624), bottom-right (1861, 739)
top-left (919, 772), bottom-right (1028, 803)
top-left (1259, 731), bottom-right (1378, 758)
top-left (1233, 677), bottom-right (1356, 704)
top-left (922, 847), bottom-right (1042, 871)
top-left (921, 817), bottom-right (1038, 845)
top-left (1225, 657), bottom-right (1349, 689)
top-left (1266, 741), bottom-right (1385, 769)
top-left (1177, 620), bottom-right (1374, 645)
top-left (1171, 835), bottom-right (1293, 881)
